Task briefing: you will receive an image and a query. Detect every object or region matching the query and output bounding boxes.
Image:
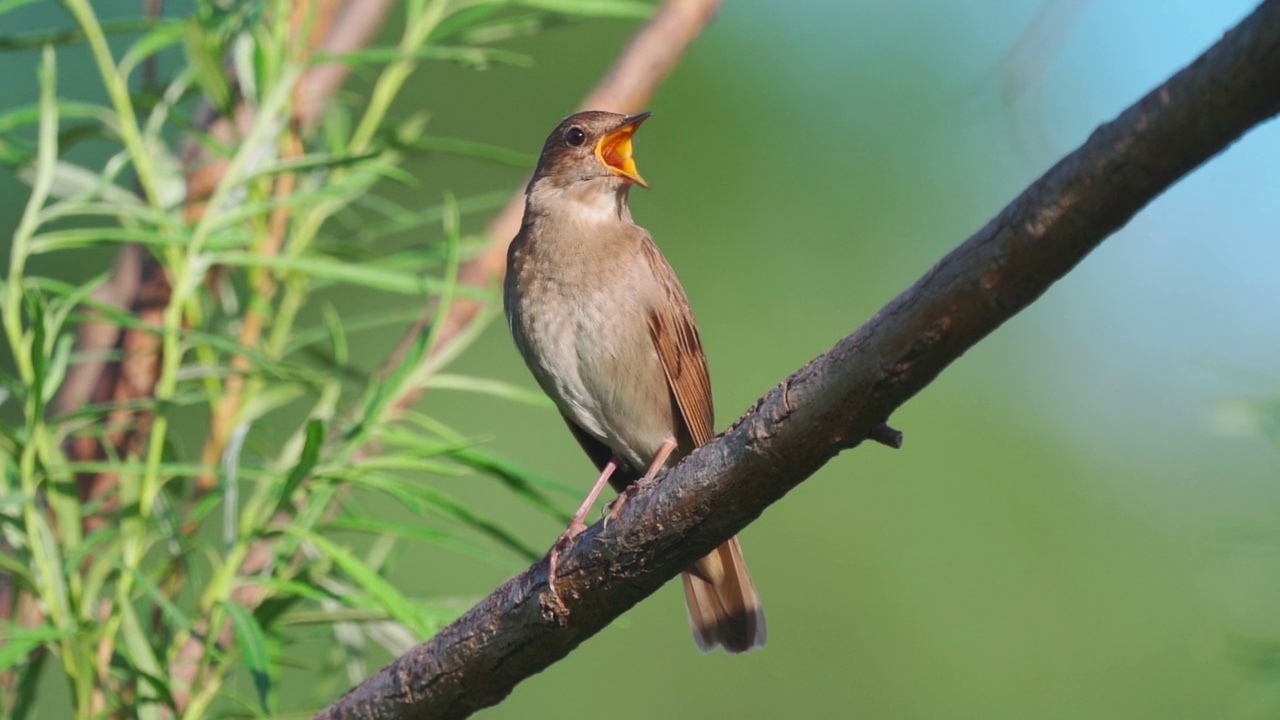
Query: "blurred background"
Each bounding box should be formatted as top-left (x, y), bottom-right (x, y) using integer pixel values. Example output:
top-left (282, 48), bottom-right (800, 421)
top-left (4, 0), bottom-right (1280, 717)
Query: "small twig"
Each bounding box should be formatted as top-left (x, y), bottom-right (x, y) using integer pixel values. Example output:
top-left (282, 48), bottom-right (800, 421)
top-left (868, 422), bottom-right (904, 449)
top-left (316, 2), bottom-right (1280, 717)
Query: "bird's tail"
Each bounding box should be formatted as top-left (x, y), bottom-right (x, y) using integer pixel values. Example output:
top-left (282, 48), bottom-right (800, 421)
top-left (682, 536), bottom-right (766, 653)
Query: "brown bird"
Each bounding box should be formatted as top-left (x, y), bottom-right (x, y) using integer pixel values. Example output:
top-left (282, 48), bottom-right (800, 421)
top-left (504, 110), bottom-right (765, 653)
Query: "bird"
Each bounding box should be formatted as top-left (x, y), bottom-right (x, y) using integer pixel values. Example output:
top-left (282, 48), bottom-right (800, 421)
top-left (503, 110), bottom-right (766, 653)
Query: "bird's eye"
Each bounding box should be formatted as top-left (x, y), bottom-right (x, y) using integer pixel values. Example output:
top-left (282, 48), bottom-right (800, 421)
top-left (565, 126), bottom-right (586, 147)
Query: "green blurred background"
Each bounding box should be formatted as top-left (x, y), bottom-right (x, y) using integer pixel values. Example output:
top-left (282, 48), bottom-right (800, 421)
top-left (4, 0), bottom-right (1280, 717)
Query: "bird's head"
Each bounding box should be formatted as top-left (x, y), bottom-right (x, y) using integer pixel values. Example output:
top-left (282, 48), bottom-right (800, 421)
top-left (530, 110), bottom-right (651, 191)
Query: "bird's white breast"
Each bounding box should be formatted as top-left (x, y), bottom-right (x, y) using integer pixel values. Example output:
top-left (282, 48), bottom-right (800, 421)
top-left (507, 229), bottom-right (676, 471)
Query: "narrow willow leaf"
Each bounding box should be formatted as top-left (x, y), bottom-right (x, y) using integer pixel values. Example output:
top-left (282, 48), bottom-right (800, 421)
top-left (420, 373), bottom-right (553, 407)
top-left (17, 159), bottom-right (145, 206)
top-left (277, 607), bottom-right (392, 626)
top-left (292, 530), bottom-right (427, 636)
top-left (10, 645), bottom-right (46, 720)
top-left (221, 601), bottom-right (272, 713)
top-left (429, 3), bottom-right (506, 42)
top-left (270, 418), bottom-right (324, 521)
top-left (0, 544), bottom-right (34, 585)
top-left (0, 0), bottom-right (41, 17)
top-left (23, 291), bottom-right (47, 416)
top-left (286, 308), bottom-right (422, 354)
top-left (254, 578), bottom-right (337, 604)
top-left (425, 493), bottom-right (541, 561)
top-left (40, 334), bottom-right (73, 405)
top-left (0, 100), bottom-right (112, 134)
top-left (321, 303), bottom-right (349, 367)
top-left (456, 13), bottom-right (547, 45)
top-left (118, 601), bottom-right (165, 720)
top-left (238, 383), bottom-right (307, 426)
top-left (183, 18), bottom-right (231, 111)
top-left (452, 448), bottom-right (572, 522)
top-left (0, 624), bottom-right (72, 671)
top-left (0, 17), bottom-right (158, 51)
top-left (241, 149), bottom-right (381, 181)
top-left (326, 517), bottom-right (495, 560)
top-left (397, 136), bottom-right (535, 168)
top-left (316, 44), bottom-right (532, 70)
top-left (212, 252), bottom-right (445, 295)
top-left (115, 560), bottom-right (192, 632)
top-left (513, 0), bottom-right (654, 18)
top-left (355, 189), bottom-right (510, 240)
top-left (27, 227), bottom-right (187, 253)
top-left (330, 475), bottom-right (542, 562)
top-left (119, 18), bottom-right (187, 76)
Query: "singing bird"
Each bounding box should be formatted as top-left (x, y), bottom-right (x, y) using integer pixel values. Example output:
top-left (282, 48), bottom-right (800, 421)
top-left (504, 111), bottom-right (765, 653)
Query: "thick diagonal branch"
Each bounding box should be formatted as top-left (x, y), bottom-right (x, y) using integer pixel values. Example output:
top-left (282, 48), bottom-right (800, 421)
top-left (317, 2), bottom-right (1280, 718)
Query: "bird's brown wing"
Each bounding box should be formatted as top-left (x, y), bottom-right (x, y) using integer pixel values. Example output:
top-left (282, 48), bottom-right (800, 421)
top-left (641, 238), bottom-right (715, 448)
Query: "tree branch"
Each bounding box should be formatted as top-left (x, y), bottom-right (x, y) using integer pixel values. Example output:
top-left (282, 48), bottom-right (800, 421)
top-left (316, 2), bottom-right (1280, 718)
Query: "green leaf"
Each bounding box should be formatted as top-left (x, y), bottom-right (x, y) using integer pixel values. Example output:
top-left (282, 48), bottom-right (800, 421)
top-left (238, 383), bottom-right (308, 427)
top-left (452, 448), bottom-right (573, 523)
top-left (221, 601), bottom-right (272, 713)
top-left (286, 308), bottom-right (424, 353)
top-left (429, 3), bottom-right (507, 42)
top-left (316, 44), bottom-right (533, 71)
top-left (10, 644), bottom-right (47, 720)
top-left (292, 530), bottom-right (428, 636)
top-left (116, 560), bottom-right (192, 633)
top-left (212, 252), bottom-right (448, 295)
top-left (241, 149), bottom-right (382, 180)
top-left (23, 290), bottom-right (47, 416)
top-left (0, 17), bottom-right (159, 51)
top-left (0, 0), bottom-right (41, 17)
top-left (454, 13), bottom-right (548, 45)
top-left (397, 135), bottom-right (536, 168)
top-left (19, 159), bottom-right (146, 206)
top-left (40, 333), bottom-right (73, 406)
top-left (28, 227), bottom-right (189, 253)
top-left (421, 373), bottom-right (554, 407)
top-left (514, 0), bottom-right (654, 18)
top-left (354, 189), bottom-right (509, 241)
top-left (254, 578), bottom-right (338, 605)
top-left (117, 602), bottom-right (166, 720)
top-left (183, 18), bottom-right (231, 111)
top-left (338, 474), bottom-right (541, 562)
top-left (327, 516), bottom-right (494, 561)
top-left (0, 543), bottom-right (34, 586)
top-left (270, 418), bottom-right (324, 521)
top-left (120, 18), bottom-right (187, 75)
top-left (0, 100), bottom-right (111, 134)
top-left (0, 624), bottom-right (73, 672)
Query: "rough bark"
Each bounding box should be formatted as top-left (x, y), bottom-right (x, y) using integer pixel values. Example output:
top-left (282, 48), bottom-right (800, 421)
top-left (316, 2), bottom-right (1280, 718)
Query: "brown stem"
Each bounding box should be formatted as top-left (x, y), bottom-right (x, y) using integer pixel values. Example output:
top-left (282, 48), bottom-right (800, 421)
top-left (316, 2), bottom-right (1280, 717)
top-left (196, 131), bottom-right (303, 491)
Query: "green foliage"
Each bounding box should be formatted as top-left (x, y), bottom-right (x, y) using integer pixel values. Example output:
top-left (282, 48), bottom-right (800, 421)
top-left (0, 0), bottom-right (646, 716)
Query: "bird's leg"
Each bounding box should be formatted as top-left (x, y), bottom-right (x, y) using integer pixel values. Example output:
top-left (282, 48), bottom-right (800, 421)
top-left (604, 438), bottom-right (676, 527)
top-left (547, 457), bottom-right (619, 600)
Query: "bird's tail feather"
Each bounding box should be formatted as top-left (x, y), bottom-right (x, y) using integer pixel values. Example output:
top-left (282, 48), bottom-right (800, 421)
top-left (682, 536), bottom-right (766, 653)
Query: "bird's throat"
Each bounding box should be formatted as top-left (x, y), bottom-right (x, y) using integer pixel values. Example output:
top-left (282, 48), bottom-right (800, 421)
top-left (529, 178), bottom-right (632, 225)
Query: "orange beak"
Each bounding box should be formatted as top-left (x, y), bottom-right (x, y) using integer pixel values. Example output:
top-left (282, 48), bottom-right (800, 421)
top-left (595, 112), bottom-right (650, 187)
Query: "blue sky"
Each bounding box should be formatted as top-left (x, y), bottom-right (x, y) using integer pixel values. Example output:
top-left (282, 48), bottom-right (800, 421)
top-left (749, 0), bottom-right (1280, 451)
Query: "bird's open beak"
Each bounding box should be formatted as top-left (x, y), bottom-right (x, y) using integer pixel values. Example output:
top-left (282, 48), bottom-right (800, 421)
top-left (595, 112), bottom-right (650, 187)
